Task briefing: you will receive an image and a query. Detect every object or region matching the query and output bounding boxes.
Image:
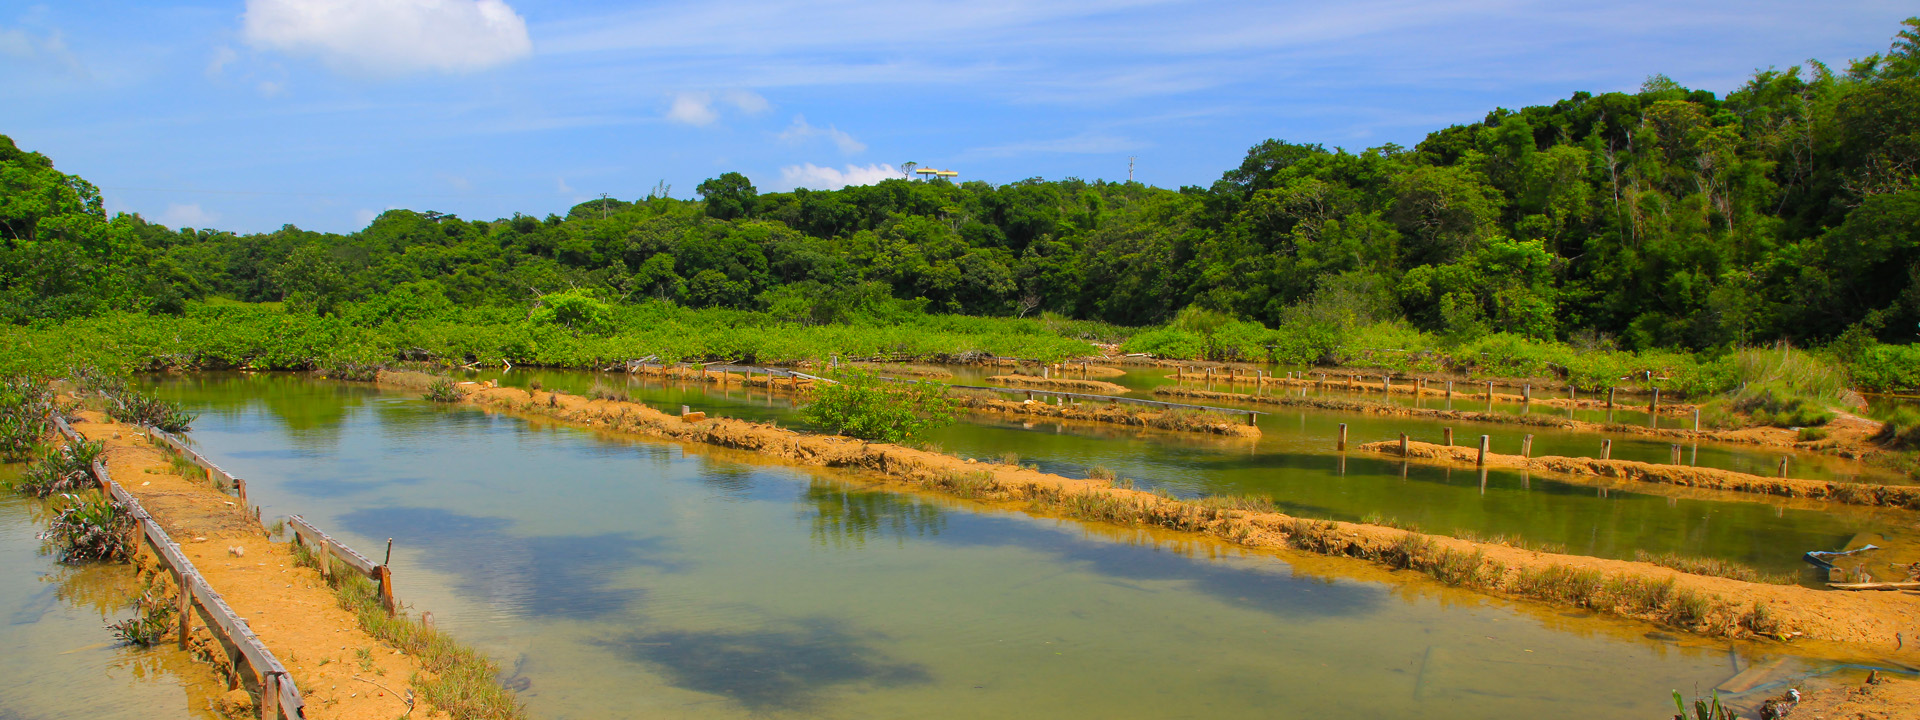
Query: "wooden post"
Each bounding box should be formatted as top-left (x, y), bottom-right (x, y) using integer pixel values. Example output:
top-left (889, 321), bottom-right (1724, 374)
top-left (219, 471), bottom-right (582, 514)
top-left (1485, 381), bottom-right (1494, 398)
top-left (1607, 387), bottom-right (1616, 408)
top-left (1521, 434), bottom-right (1533, 458)
top-left (1399, 433), bottom-right (1408, 456)
top-left (316, 538), bottom-right (332, 579)
top-left (1338, 423), bottom-right (1348, 451)
top-left (1523, 383), bottom-right (1531, 403)
top-left (1568, 384), bottom-right (1576, 403)
top-left (175, 568), bottom-right (192, 650)
top-left (1693, 407), bottom-right (1701, 432)
top-left (1443, 427), bottom-right (1453, 446)
top-left (1477, 435), bottom-right (1489, 467)
top-left (1779, 456), bottom-right (1790, 478)
top-left (1445, 381), bottom-right (1453, 399)
top-left (1649, 388), bottom-right (1660, 415)
top-left (1382, 376), bottom-right (1390, 394)
top-left (1670, 444), bottom-right (1682, 465)
top-left (235, 477), bottom-right (247, 505)
top-left (376, 565), bottom-right (396, 614)
top-left (1601, 439), bottom-right (1612, 460)
top-left (1247, 412), bottom-right (1257, 427)
top-left (1176, 366), bottom-right (1183, 380)
top-left (262, 673), bottom-right (280, 720)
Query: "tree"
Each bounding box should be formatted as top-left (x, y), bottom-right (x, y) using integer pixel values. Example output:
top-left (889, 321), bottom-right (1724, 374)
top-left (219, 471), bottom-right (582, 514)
top-left (696, 172), bottom-right (758, 220)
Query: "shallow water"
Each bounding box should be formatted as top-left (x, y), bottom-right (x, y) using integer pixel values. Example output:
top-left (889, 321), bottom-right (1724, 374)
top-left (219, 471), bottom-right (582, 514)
top-left (441, 369), bottom-right (1906, 579)
top-left (0, 468), bottom-right (217, 720)
top-left (134, 374), bottom-right (1876, 718)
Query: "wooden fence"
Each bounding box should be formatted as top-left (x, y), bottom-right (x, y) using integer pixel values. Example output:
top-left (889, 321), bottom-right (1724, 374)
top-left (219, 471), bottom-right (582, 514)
top-left (54, 417), bottom-right (307, 719)
top-left (285, 515), bottom-right (395, 612)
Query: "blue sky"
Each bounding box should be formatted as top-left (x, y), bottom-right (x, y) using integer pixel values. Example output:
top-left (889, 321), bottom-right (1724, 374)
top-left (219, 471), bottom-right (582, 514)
top-left (2, 0), bottom-right (1913, 234)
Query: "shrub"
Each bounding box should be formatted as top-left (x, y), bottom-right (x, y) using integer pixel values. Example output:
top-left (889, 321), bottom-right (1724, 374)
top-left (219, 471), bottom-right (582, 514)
top-left (1870, 405), bottom-right (1920, 450)
top-left (802, 371), bottom-right (958, 443)
top-left (105, 390), bottom-right (195, 433)
top-left (13, 440), bottom-right (103, 498)
top-left (422, 378), bottom-right (463, 403)
top-left (108, 582), bottom-right (177, 647)
top-left (39, 492), bottom-right (136, 563)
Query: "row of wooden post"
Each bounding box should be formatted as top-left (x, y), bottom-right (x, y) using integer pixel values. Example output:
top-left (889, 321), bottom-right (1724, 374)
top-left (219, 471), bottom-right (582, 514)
top-left (1346, 426), bottom-right (1788, 477)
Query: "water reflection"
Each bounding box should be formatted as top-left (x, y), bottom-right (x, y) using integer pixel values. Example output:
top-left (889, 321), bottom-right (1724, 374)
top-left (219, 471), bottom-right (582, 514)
top-left (803, 482), bottom-right (945, 548)
top-left (600, 617), bottom-right (933, 712)
top-left (337, 507), bottom-right (679, 619)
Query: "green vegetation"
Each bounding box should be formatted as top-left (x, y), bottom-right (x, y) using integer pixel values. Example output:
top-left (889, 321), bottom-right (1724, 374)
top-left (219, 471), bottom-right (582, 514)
top-left (2, 20), bottom-right (1919, 403)
top-left (38, 491), bottom-right (135, 563)
top-left (103, 389), bottom-right (195, 433)
top-left (290, 544), bottom-right (527, 720)
top-left (1632, 549), bottom-right (1795, 585)
top-left (12, 439), bottom-right (103, 498)
top-left (801, 371), bottom-right (958, 443)
top-left (422, 378), bottom-right (463, 403)
top-left (108, 581), bottom-right (177, 648)
top-left (0, 375), bottom-right (54, 462)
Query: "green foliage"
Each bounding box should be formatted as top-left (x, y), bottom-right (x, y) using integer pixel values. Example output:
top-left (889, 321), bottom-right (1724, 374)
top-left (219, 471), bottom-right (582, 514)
top-left (13, 440), bottom-right (103, 498)
top-left (1871, 405), bottom-right (1920, 450)
top-left (802, 371), bottom-right (958, 443)
top-left (422, 378), bottom-right (462, 403)
top-left (1722, 347), bottom-right (1851, 427)
top-left (104, 389), bottom-right (195, 433)
top-left (528, 289), bottom-right (614, 334)
top-left (0, 375), bottom-right (54, 462)
top-left (108, 581), bottom-right (177, 647)
top-left (38, 491), bottom-right (135, 563)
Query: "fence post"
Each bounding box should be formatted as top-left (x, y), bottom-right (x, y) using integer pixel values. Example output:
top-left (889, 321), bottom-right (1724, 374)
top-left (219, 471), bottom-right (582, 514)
top-left (1523, 383), bottom-right (1531, 404)
top-left (1445, 381), bottom-right (1453, 399)
top-left (1779, 456), bottom-right (1790, 478)
top-left (376, 565), bottom-right (396, 614)
top-left (1601, 439), bottom-right (1612, 460)
top-left (1670, 444), bottom-right (1682, 465)
top-left (1443, 427), bottom-right (1453, 446)
top-left (262, 673), bottom-right (280, 720)
top-left (1477, 435), bottom-right (1489, 467)
top-left (1521, 434), bottom-right (1533, 458)
top-left (1649, 388), bottom-right (1660, 415)
top-left (1382, 376), bottom-right (1390, 394)
top-left (235, 477), bottom-right (247, 505)
top-left (176, 569), bottom-right (192, 650)
top-left (1338, 423), bottom-right (1348, 451)
top-left (1693, 407), bottom-right (1701, 432)
top-left (1399, 433), bottom-right (1408, 456)
top-left (1247, 412), bottom-right (1257, 427)
top-left (1607, 387), bottom-right (1616, 408)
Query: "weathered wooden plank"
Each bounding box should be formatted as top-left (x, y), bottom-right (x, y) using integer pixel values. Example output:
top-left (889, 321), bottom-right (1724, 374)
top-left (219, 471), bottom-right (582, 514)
top-left (278, 675), bottom-right (306, 719)
top-left (1826, 581), bottom-right (1920, 591)
top-left (286, 515), bottom-right (379, 577)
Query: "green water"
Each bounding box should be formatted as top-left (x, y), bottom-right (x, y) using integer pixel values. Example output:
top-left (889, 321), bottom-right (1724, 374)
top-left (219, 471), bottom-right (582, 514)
top-left (0, 468), bottom-right (215, 720)
top-left (447, 368), bottom-right (1905, 578)
top-left (114, 373), bottom-right (1880, 718)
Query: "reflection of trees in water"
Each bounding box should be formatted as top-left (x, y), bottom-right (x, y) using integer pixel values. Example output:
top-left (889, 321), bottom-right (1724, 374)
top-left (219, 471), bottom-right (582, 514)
top-left (803, 481), bottom-right (944, 548)
top-left (143, 373), bottom-right (373, 452)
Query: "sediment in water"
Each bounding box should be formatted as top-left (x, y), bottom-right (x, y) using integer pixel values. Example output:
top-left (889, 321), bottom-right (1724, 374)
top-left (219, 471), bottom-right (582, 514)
top-left (375, 370), bottom-right (1920, 650)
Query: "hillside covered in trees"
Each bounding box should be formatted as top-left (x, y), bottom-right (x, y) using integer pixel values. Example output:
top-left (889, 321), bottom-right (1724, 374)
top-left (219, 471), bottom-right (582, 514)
top-left (3, 19), bottom-right (1918, 359)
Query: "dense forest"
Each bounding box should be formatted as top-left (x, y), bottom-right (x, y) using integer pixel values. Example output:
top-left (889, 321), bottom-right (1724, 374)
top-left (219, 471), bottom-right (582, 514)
top-left (3, 19), bottom-right (1918, 359)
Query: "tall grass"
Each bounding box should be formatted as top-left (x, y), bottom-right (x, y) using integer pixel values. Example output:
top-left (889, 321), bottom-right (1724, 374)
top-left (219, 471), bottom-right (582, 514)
top-left (291, 544), bottom-right (526, 720)
top-left (1719, 347), bottom-right (1853, 427)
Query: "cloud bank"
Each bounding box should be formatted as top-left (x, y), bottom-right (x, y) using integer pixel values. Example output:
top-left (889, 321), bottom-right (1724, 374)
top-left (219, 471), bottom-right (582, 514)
top-left (779, 163), bottom-right (899, 190)
top-left (664, 90), bottom-right (770, 126)
top-left (778, 115), bottom-right (866, 154)
top-left (242, 0), bottom-right (532, 75)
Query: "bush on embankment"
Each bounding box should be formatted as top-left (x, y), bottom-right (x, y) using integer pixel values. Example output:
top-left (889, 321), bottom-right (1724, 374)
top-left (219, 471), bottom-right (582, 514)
top-left (803, 371), bottom-right (958, 443)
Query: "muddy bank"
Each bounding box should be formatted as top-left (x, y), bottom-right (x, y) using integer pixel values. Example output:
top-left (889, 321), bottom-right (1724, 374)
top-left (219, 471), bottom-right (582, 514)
top-left (376, 370), bottom-right (1920, 650)
top-left (848, 362), bottom-right (954, 379)
top-left (951, 393), bottom-right (1259, 438)
top-left (986, 374), bottom-right (1129, 394)
top-left (1361, 439), bottom-right (1920, 511)
top-left (62, 409), bottom-right (449, 720)
top-left (1155, 385), bottom-right (1900, 465)
top-left (1163, 372), bottom-right (1703, 414)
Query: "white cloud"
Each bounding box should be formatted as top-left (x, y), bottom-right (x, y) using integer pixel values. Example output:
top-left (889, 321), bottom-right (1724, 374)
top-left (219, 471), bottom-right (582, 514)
top-left (665, 92), bottom-right (719, 126)
top-left (778, 163), bottom-right (898, 190)
top-left (556, 177), bottom-right (574, 193)
top-left (242, 0), bottom-right (532, 75)
top-left (159, 203), bottom-right (220, 228)
top-left (665, 90), bottom-right (769, 126)
top-left (778, 115), bottom-right (866, 154)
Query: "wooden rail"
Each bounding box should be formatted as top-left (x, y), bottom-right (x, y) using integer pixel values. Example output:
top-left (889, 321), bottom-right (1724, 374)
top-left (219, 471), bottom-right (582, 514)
top-left (148, 428), bottom-right (250, 506)
top-left (285, 515), bottom-right (395, 612)
top-left (53, 417), bottom-right (307, 719)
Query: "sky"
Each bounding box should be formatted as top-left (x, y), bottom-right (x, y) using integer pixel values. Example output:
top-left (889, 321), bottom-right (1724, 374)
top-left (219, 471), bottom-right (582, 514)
top-left (2, 0), bottom-right (1914, 235)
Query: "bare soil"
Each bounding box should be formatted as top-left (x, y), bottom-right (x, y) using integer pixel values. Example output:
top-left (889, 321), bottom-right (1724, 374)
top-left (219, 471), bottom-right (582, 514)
top-left (66, 410), bottom-right (450, 720)
top-left (985, 374), bottom-right (1130, 394)
top-left (378, 370), bottom-right (1920, 652)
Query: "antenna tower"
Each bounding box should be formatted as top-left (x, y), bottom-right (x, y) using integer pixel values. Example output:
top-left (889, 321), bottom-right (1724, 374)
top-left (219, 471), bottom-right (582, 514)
top-left (1128, 156), bottom-right (1136, 182)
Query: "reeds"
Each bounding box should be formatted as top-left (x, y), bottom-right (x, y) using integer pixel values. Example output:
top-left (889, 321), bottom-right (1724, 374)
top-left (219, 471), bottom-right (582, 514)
top-left (1633, 550), bottom-right (1795, 585)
